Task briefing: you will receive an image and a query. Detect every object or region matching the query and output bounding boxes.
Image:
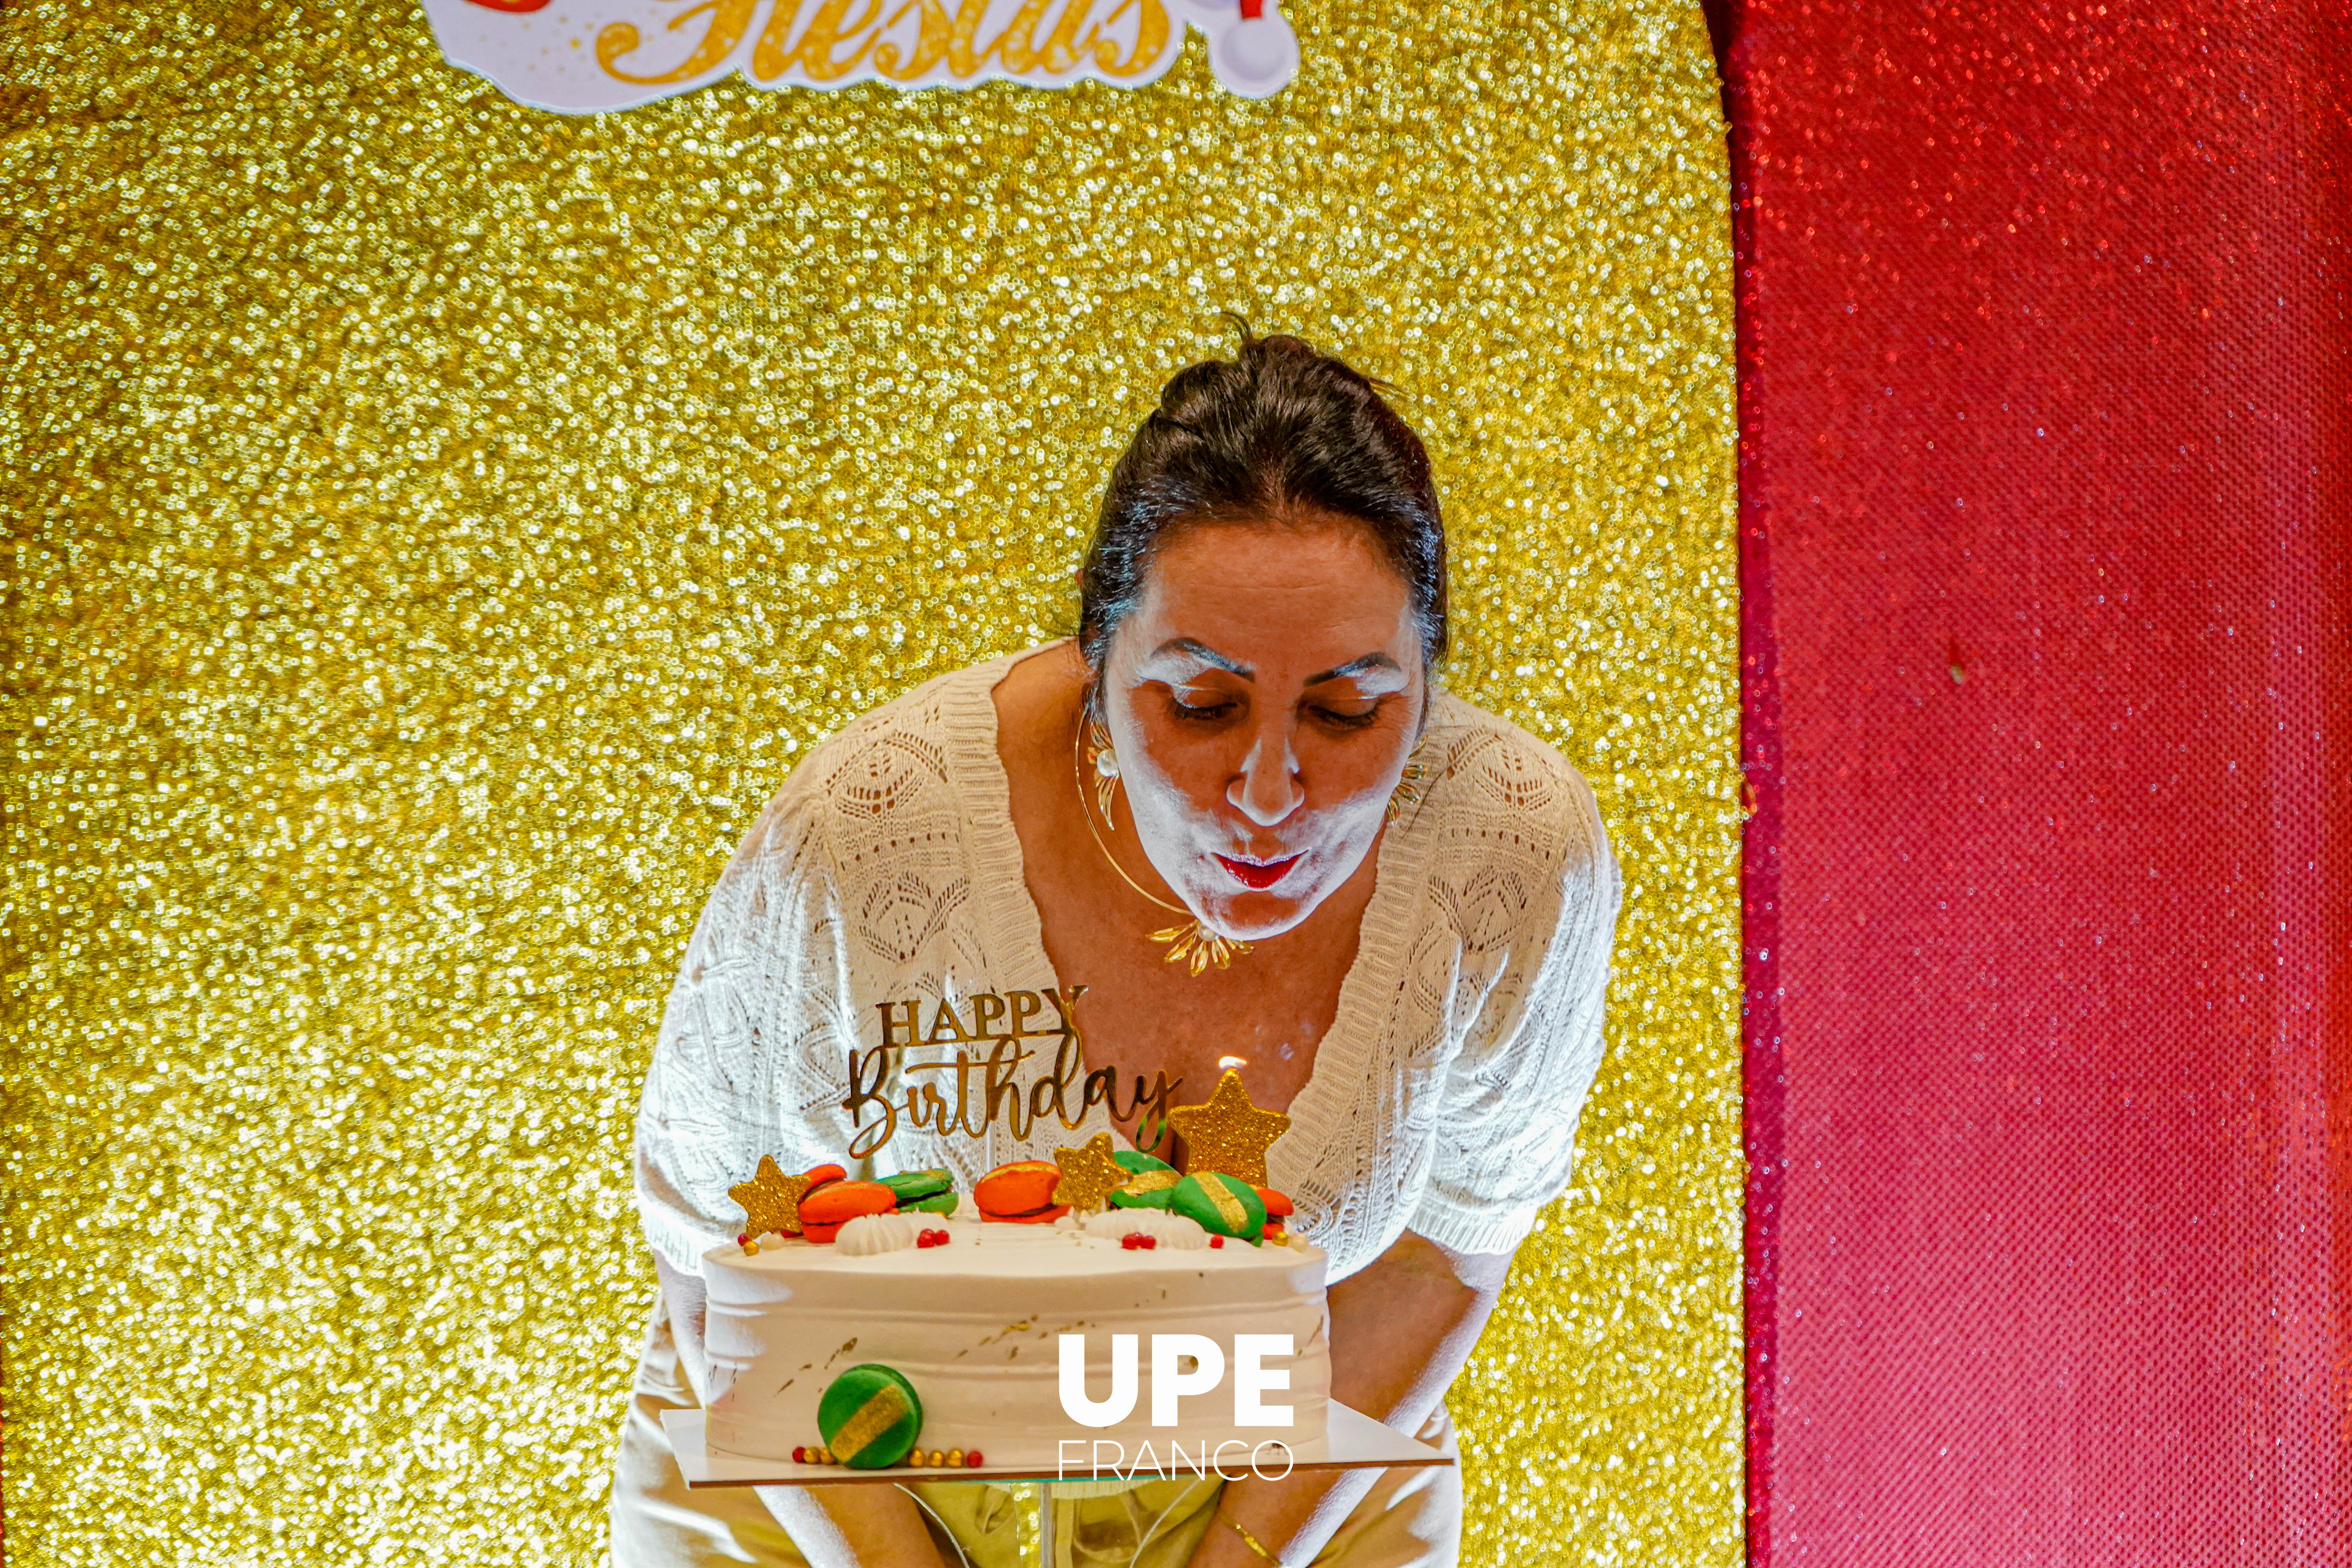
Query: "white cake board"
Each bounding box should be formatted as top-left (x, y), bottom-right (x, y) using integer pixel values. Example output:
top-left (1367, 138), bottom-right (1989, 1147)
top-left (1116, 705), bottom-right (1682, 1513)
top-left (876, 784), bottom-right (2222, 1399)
top-left (663, 1403), bottom-right (1450, 1489)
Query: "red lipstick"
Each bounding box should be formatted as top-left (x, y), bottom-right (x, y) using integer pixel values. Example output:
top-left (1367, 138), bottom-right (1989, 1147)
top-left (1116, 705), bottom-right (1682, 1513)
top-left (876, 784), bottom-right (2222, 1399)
top-left (1215, 854), bottom-right (1301, 890)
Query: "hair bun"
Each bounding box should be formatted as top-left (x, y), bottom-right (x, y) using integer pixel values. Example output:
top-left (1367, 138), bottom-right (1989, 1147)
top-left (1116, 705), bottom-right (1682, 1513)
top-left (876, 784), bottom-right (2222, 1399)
top-left (1080, 329), bottom-right (1447, 676)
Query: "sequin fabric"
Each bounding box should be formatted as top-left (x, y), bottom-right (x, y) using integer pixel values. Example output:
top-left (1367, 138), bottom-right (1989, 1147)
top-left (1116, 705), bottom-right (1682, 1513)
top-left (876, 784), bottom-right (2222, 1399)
top-left (1725, 1), bottom-right (2352, 1560)
top-left (0, 2), bottom-right (1737, 1562)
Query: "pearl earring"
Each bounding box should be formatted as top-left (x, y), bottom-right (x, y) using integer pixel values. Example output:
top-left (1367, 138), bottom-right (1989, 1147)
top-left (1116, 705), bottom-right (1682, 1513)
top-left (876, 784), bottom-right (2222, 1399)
top-left (1085, 717), bottom-right (1120, 820)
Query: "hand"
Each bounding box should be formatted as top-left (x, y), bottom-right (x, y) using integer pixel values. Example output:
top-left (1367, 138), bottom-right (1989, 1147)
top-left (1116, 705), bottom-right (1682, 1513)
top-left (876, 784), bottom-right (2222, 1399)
top-left (1184, 1229), bottom-right (1509, 1564)
top-left (1189, 1511), bottom-right (1279, 1567)
top-left (1187, 1470), bottom-right (1378, 1567)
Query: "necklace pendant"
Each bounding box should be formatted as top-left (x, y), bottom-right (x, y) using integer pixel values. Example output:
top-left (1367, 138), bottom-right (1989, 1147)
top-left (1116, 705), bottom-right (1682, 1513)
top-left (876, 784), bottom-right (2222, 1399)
top-left (1150, 921), bottom-right (1253, 977)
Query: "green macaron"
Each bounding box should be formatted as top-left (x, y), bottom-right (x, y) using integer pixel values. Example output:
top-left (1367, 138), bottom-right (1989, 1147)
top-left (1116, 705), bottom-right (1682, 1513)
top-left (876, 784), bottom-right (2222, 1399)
top-left (1169, 1171), bottom-right (1266, 1243)
top-left (880, 1168), bottom-right (953, 1203)
top-left (902, 1189), bottom-right (958, 1216)
top-left (817, 1364), bottom-right (924, 1469)
top-left (1110, 1152), bottom-right (1181, 1210)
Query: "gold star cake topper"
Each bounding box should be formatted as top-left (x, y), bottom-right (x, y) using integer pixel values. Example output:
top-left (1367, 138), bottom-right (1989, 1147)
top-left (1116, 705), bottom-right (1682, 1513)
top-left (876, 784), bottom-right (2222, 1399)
top-left (1052, 1132), bottom-right (1127, 1213)
top-left (730, 1156), bottom-right (814, 1238)
top-left (1166, 1070), bottom-right (1291, 1186)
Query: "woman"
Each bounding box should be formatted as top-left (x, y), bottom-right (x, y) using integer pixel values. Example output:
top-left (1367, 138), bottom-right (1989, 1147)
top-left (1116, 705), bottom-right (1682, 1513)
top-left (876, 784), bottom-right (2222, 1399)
top-left (612, 333), bottom-right (1621, 1567)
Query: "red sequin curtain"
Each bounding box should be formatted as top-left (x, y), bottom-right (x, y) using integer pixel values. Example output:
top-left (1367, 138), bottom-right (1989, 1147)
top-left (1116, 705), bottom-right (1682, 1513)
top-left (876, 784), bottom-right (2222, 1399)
top-left (1717, 1), bottom-right (2352, 1561)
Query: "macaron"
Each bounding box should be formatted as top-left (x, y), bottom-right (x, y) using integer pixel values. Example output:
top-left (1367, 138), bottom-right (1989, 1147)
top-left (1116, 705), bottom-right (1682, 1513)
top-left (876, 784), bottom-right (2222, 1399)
top-left (902, 1189), bottom-right (959, 1216)
top-left (881, 1168), bottom-right (953, 1205)
top-left (817, 1364), bottom-right (924, 1469)
top-left (1171, 1171), bottom-right (1266, 1243)
top-left (975, 1160), bottom-right (1068, 1223)
top-left (800, 1180), bottom-right (898, 1243)
top-left (1110, 1150), bottom-right (1181, 1210)
top-left (1254, 1187), bottom-right (1295, 1218)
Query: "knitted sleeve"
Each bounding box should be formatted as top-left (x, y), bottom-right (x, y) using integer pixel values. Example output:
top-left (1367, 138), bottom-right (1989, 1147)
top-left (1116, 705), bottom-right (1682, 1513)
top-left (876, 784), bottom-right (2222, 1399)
top-left (630, 769), bottom-right (863, 1278)
top-left (1405, 746), bottom-right (1621, 1259)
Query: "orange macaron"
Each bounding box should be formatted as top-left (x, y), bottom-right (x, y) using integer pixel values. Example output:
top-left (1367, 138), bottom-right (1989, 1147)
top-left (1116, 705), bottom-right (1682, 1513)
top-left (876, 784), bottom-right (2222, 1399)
top-left (975, 1160), bottom-right (1069, 1223)
top-left (800, 1179), bottom-right (898, 1243)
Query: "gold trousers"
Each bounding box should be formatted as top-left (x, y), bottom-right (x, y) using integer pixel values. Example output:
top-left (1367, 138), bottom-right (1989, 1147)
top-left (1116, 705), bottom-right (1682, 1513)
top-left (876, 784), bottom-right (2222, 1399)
top-left (609, 1295), bottom-right (1460, 1567)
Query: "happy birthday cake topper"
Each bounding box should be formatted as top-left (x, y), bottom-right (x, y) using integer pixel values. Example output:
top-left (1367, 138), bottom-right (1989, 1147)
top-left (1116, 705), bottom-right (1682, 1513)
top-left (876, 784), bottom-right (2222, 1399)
top-left (840, 987), bottom-right (1188, 1160)
top-left (423, 0), bottom-right (1301, 115)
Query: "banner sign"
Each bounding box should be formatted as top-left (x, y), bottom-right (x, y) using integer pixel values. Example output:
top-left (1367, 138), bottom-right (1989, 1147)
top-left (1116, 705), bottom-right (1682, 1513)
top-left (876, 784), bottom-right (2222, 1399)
top-left (424, 0), bottom-right (1301, 111)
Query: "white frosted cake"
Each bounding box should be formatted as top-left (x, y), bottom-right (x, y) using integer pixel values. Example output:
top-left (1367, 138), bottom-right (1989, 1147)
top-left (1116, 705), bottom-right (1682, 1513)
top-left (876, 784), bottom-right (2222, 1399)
top-left (701, 1210), bottom-right (1332, 1470)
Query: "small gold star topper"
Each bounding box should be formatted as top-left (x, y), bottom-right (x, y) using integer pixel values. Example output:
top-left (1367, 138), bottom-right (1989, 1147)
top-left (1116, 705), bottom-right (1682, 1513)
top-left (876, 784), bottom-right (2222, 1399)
top-left (730, 1156), bottom-right (814, 1239)
top-left (1052, 1132), bottom-right (1127, 1212)
top-left (1166, 1070), bottom-right (1291, 1186)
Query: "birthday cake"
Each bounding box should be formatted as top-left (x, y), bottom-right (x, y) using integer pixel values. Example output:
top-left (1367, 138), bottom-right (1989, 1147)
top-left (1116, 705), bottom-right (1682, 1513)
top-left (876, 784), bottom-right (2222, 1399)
top-left (702, 1083), bottom-right (1333, 1473)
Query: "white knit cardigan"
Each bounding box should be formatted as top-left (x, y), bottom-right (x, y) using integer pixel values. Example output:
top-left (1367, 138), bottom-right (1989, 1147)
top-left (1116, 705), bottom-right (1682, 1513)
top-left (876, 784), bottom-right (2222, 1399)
top-left (633, 650), bottom-right (1620, 1284)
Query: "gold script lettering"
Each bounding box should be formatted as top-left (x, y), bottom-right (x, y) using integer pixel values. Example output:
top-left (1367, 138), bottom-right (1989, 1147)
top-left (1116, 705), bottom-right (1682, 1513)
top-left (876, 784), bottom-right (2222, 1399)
top-left (1092, 0), bottom-right (1167, 77)
top-left (971, 991), bottom-right (1008, 1038)
top-left (924, 996), bottom-right (974, 1044)
top-left (944, 0), bottom-right (995, 76)
top-left (982, 0), bottom-right (1055, 72)
top-left (906, 1052), bottom-right (976, 1136)
top-left (982, 1038), bottom-right (1039, 1141)
top-left (1037, 0), bottom-right (1098, 74)
top-left (873, 0), bottom-right (953, 80)
top-left (1042, 984), bottom-right (1089, 1033)
top-left (1008, 989), bottom-right (1047, 1036)
top-left (796, 0), bottom-right (887, 80)
top-left (1118, 1070), bottom-right (1182, 1136)
top-left (847, 988), bottom-right (1112, 1156)
top-left (1028, 1032), bottom-right (1089, 1130)
top-left (598, 0), bottom-right (759, 83)
top-left (752, 0), bottom-right (815, 80)
top-left (842, 1039), bottom-right (900, 1159)
top-left (875, 998), bottom-right (922, 1047)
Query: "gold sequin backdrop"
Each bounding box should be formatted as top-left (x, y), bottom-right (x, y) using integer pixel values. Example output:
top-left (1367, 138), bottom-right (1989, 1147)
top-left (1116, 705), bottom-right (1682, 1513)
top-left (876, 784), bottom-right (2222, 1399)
top-left (1, 0), bottom-right (1737, 1561)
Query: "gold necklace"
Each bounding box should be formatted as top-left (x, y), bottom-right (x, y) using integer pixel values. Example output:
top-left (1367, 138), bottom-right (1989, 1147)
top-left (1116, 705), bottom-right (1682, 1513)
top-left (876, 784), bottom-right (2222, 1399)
top-left (1074, 711), bottom-right (1253, 976)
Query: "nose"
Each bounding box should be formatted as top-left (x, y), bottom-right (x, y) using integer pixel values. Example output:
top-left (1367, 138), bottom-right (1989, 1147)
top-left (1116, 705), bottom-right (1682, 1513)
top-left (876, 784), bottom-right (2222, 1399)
top-left (1228, 720), bottom-right (1302, 828)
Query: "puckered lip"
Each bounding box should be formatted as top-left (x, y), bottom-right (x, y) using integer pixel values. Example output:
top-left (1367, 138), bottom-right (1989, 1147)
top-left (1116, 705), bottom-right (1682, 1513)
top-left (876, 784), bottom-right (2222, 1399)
top-left (1213, 852), bottom-right (1303, 891)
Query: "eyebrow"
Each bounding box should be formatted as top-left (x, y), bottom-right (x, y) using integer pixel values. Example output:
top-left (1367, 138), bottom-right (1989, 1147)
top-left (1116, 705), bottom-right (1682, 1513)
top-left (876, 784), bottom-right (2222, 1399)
top-left (1305, 652), bottom-right (1403, 684)
top-left (1148, 641), bottom-right (1402, 686)
top-left (1151, 638), bottom-right (1254, 679)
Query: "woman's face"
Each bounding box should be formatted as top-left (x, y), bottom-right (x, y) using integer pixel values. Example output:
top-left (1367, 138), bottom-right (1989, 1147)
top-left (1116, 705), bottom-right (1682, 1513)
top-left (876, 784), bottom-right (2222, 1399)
top-left (1100, 517), bottom-right (1426, 942)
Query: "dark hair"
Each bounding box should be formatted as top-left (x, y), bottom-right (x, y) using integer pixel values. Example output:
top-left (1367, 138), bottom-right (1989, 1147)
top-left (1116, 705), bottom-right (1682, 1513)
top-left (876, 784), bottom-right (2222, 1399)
top-left (1078, 331), bottom-right (1447, 685)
